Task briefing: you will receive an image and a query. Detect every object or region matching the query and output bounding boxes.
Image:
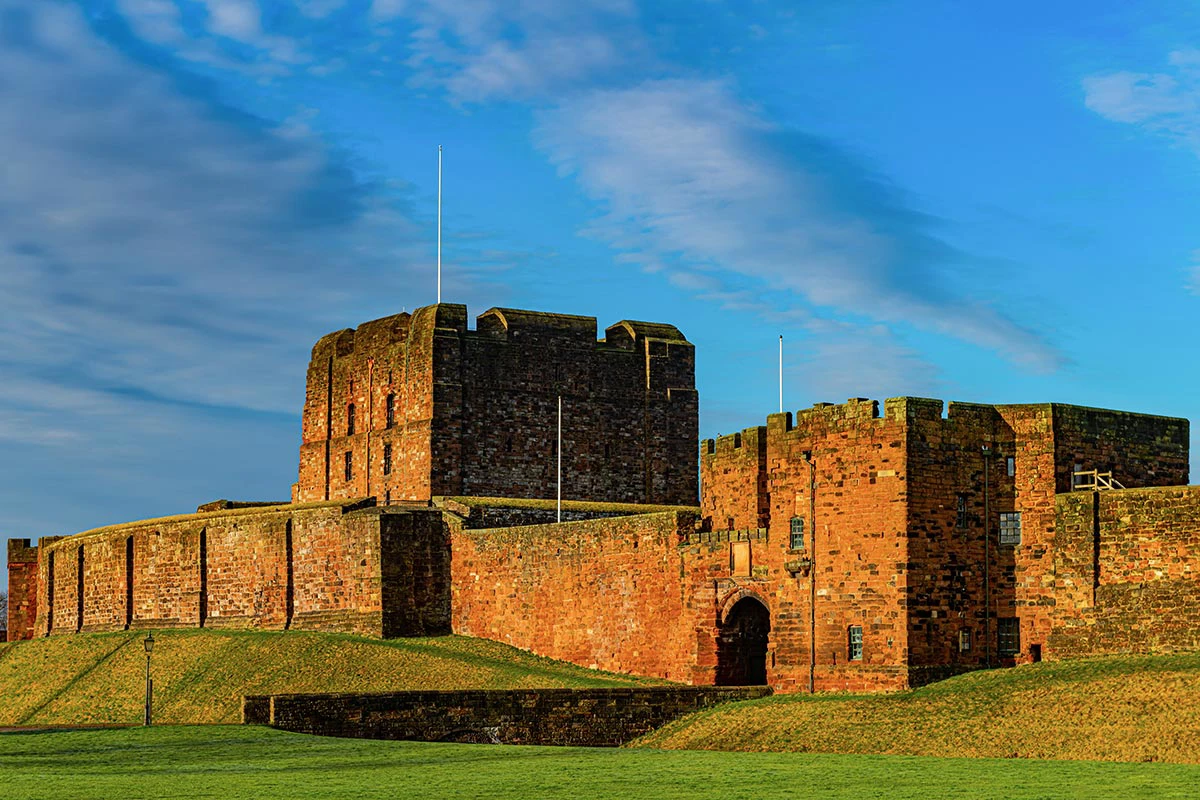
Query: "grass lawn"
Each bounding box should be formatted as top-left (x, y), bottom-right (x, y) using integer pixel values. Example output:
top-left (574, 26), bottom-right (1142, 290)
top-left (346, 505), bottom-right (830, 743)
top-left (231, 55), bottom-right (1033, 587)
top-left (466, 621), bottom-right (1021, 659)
top-left (0, 631), bottom-right (663, 726)
top-left (637, 652), bottom-right (1200, 763)
top-left (1, 726), bottom-right (1198, 800)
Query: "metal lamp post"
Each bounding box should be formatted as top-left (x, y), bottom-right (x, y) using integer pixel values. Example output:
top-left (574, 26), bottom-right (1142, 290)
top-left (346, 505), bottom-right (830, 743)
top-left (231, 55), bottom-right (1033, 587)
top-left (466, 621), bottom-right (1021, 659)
top-left (143, 632), bottom-right (155, 727)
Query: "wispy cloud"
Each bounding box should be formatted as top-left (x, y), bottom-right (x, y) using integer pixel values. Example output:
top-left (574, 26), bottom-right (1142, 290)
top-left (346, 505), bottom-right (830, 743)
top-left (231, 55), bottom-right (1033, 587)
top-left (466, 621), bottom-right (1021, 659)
top-left (0, 1), bottom-right (497, 432)
top-left (1084, 50), bottom-right (1200, 151)
top-left (537, 79), bottom-right (1062, 370)
top-left (372, 0), bottom-right (644, 102)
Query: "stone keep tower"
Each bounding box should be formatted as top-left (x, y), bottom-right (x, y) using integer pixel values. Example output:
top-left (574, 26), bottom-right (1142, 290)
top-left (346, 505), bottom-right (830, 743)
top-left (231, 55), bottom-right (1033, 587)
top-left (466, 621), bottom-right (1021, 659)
top-left (294, 303), bottom-right (699, 507)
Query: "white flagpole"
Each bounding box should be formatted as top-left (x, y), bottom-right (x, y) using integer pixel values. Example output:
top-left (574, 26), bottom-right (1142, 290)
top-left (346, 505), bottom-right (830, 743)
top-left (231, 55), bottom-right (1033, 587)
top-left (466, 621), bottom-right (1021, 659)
top-left (557, 395), bottom-right (563, 523)
top-left (437, 145), bottom-right (442, 304)
top-left (778, 335), bottom-right (783, 413)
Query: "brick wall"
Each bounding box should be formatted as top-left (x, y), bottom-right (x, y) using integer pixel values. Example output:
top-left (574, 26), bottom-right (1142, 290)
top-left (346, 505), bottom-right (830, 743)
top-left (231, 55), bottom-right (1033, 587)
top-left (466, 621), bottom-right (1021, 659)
top-left (29, 501), bottom-right (450, 639)
top-left (6, 539), bottom-right (39, 641)
top-left (1051, 486), bottom-right (1200, 658)
top-left (246, 686), bottom-right (770, 746)
top-left (450, 510), bottom-right (728, 685)
top-left (700, 426), bottom-right (767, 531)
top-left (296, 304), bottom-right (698, 508)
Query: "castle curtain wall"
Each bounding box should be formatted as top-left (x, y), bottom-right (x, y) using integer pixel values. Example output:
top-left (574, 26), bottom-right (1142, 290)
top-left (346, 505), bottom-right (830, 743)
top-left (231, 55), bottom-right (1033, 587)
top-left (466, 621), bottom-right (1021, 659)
top-left (1050, 486), bottom-right (1200, 657)
top-left (449, 510), bottom-right (727, 685)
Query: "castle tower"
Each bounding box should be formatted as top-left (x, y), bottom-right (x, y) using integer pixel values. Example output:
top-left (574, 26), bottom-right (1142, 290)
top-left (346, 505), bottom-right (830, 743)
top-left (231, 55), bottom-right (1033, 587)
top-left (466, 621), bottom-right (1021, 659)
top-left (294, 303), bottom-right (698, 506)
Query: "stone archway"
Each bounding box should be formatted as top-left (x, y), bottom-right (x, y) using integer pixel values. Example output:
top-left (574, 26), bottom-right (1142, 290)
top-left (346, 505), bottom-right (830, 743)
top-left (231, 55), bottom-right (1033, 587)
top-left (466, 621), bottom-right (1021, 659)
top-left (716, 596), bottom-right (771, 686)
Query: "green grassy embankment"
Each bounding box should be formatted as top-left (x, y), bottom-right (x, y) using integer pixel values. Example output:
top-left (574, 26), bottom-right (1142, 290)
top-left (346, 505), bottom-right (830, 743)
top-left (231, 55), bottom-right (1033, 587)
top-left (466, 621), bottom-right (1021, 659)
top-left (2, 726), bottom-right (1199, 800)
top-left (636, 652), bottom-right (1200, 763)
top-left (0, 630), bottom-right (664, 727)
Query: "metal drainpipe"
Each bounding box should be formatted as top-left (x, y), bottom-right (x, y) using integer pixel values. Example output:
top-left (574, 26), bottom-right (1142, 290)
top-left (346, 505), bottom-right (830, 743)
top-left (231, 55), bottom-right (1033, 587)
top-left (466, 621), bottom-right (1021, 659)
top-left (805, 451), bottom-right (816, 693)
top-left (982, 445), bottom-right (992, 669)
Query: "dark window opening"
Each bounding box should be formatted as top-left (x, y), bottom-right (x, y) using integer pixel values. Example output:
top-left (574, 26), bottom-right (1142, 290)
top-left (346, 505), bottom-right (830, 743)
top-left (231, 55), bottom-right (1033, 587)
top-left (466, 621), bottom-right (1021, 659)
top-left (344, 451), bottom-right (353, 482)
top-left (603, 443), bottom-right (611, 459)
top-left (347, 403), bottom-right (356, 436)
top-left (998, 617), bottom-right (1020, 656)
top-left (959, 629), bottom-right (971, 652)
top-left (385, 489), bottom-right (391, 505)
top-left (199, 528), bottom-right (208, 628)
top-left (386, 394), bottom-right (396, 429)
top-left (125, 536), bottom-right (134, 630)
top-left (848, 625), bottom-right (863, 661)
top-left (383, 443), bottom-right (392, 475)
top-left (999, 512), bottom-right (1022, 546)
top-left (1030, 643), bottom-right (1042, 663)
top-left (956, 494), bottom-right (969, 529)
top-left (716, 597), bottom-right (770, 686)
top-left (789, 516), bottom-right (805, 550)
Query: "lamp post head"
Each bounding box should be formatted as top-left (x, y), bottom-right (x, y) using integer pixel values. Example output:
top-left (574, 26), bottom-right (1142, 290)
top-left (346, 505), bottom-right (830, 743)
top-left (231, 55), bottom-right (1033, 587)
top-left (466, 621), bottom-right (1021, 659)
top-left (981, 446), bottom-right (992, 457)
top-left (144, 632), bottom-right (155, 654)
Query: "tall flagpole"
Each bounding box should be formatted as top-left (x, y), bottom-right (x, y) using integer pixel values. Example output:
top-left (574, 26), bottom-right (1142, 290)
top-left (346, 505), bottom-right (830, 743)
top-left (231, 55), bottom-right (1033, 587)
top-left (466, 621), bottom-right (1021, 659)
top-left (557, 396), bottom-right (562, 523)
top-left (437, 145), bottom-right (442, 304)
top-left (778, 335), bottom-right (783, 413)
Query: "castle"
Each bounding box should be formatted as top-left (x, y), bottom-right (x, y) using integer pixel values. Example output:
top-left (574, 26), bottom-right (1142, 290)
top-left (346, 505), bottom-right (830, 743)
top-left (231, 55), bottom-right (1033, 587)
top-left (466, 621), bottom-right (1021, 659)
top-left (7, 302), bottom-right (1200, 692)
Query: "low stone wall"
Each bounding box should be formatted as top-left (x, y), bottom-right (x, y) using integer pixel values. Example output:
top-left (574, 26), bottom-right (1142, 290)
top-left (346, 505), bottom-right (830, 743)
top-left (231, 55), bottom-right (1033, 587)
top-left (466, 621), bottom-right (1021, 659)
top-left (244, 686), bottom-right (770, 746)
top-left (438, 496), bottom-right (697, 530)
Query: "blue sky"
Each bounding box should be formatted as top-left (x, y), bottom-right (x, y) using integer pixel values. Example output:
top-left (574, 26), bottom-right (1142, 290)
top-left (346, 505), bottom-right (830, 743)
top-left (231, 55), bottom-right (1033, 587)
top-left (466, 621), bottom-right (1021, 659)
top-left (2, 0), bottom-right (1198, 595)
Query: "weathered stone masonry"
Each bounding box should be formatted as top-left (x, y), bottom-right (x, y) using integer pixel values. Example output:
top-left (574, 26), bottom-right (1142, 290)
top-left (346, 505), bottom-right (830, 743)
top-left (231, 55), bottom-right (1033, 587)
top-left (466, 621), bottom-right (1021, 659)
top-left (8, 301), bottom-right (1200, 695)
top-left (295, 304), bottom-right (698, 508)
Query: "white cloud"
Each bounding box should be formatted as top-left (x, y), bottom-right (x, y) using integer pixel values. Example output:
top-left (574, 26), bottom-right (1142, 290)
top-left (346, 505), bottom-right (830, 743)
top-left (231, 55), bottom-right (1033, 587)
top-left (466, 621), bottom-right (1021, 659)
top-left (380, 0), bottom-right (642, 101)
top-left (1084, 50), bottom-right (1200, 151)
top-left (0, 1), bottom-right (473, 420)
top-left (537, 79), bottom-right (1060, 370)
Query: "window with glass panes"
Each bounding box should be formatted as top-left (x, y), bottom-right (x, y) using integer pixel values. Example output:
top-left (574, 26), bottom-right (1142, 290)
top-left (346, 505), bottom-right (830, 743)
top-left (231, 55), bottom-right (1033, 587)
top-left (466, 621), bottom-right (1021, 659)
top-left (998, 617), bottom-right (1020, 655)
top-left (848, 625), bottom-right (863, 661)
top-left (789, 517), bottom-right (805, 550)
top-left (999, 512), bottom-right (1022, 545)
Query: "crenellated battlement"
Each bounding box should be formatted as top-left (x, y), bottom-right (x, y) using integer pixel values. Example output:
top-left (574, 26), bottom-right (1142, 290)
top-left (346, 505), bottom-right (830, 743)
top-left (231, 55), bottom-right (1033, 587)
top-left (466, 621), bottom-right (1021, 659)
top-left (297, 302), bottom-right (698, 508)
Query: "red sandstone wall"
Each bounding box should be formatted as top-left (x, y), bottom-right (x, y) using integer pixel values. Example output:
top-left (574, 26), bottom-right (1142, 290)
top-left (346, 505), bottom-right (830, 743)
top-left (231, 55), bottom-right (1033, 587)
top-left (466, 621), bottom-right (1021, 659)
top-left (32, 501), bottom-right (408, 638)
top-left (450, 511), bottom-right (725, 684)
top-left (700, 427), bottom-right (767, 531)
top-left (6, 540), bottom-right (39, 641)
top-left (1051, 405), bottom-right (1189, 493)
top-left (1051, 486), bottom-right (1200, 657)
top-left (297, 304), bottom-right (698, 508)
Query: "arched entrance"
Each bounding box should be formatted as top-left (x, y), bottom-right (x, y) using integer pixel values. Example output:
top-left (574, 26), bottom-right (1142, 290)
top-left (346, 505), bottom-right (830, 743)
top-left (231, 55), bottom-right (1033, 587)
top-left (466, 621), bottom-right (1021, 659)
top-left (716, 596), bottom-right (770, 685)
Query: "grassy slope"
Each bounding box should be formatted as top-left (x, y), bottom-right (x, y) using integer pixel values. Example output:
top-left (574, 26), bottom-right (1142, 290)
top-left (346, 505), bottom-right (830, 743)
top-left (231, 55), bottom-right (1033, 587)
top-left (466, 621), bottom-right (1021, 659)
top-left (1, 726), bottom-right (1199, 800)
top-left (637, 652), bottom-right (1200, 763)
top-left (0, 631), bottom-right (664, 726)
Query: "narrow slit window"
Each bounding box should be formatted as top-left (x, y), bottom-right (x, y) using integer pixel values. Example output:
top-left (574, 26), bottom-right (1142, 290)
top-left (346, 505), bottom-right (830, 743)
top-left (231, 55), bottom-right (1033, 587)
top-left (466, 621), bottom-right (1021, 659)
top-left (385, 394), bottom-right (396, 429)
top-left (1006, 456), bottom-right (1015, 477)
top-left (347, 403), bottom-right (356, 436)
top-left (955, 494), bottom-right (969, 529)
top-left (959, 629), bottom-right (971, 652)
top-left (344, 451), bottom-right (353, 482)
top-left (382, 443), bottom-right (392, 475)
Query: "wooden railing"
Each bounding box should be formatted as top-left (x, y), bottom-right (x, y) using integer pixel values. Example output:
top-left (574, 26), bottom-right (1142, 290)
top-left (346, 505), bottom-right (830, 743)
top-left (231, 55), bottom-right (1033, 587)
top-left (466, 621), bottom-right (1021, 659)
top-left (1072, 470), bottom-right (1125, 491)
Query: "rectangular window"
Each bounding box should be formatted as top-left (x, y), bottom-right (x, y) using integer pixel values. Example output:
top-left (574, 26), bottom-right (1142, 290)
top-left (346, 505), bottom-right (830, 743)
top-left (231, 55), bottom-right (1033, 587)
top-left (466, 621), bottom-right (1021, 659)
top-left (998, 617), bottom-right (1020, 656)
top-left (1006, 456), bottom-right (1015, 477)
top-left (999, 512), bottom-right (1022, 546)
top-left (959, 629), bottom-right (971, 652)
top-left (1072, 462), bottom-right (1084, 489)
top-left (955, 494), bottom-right (969, 529)
top-left (382, 443), bottom-right (392, 475)
top-left (848, 625), bottom-right (863, 661)
top-left (386, 394), bottom-right (396, 429)
top-left (789, 516), bottom-right (805, 550)
top-left (347, 403), bottom-right (356, 436)
top-left (344, 451), bottom-right (353, 482)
